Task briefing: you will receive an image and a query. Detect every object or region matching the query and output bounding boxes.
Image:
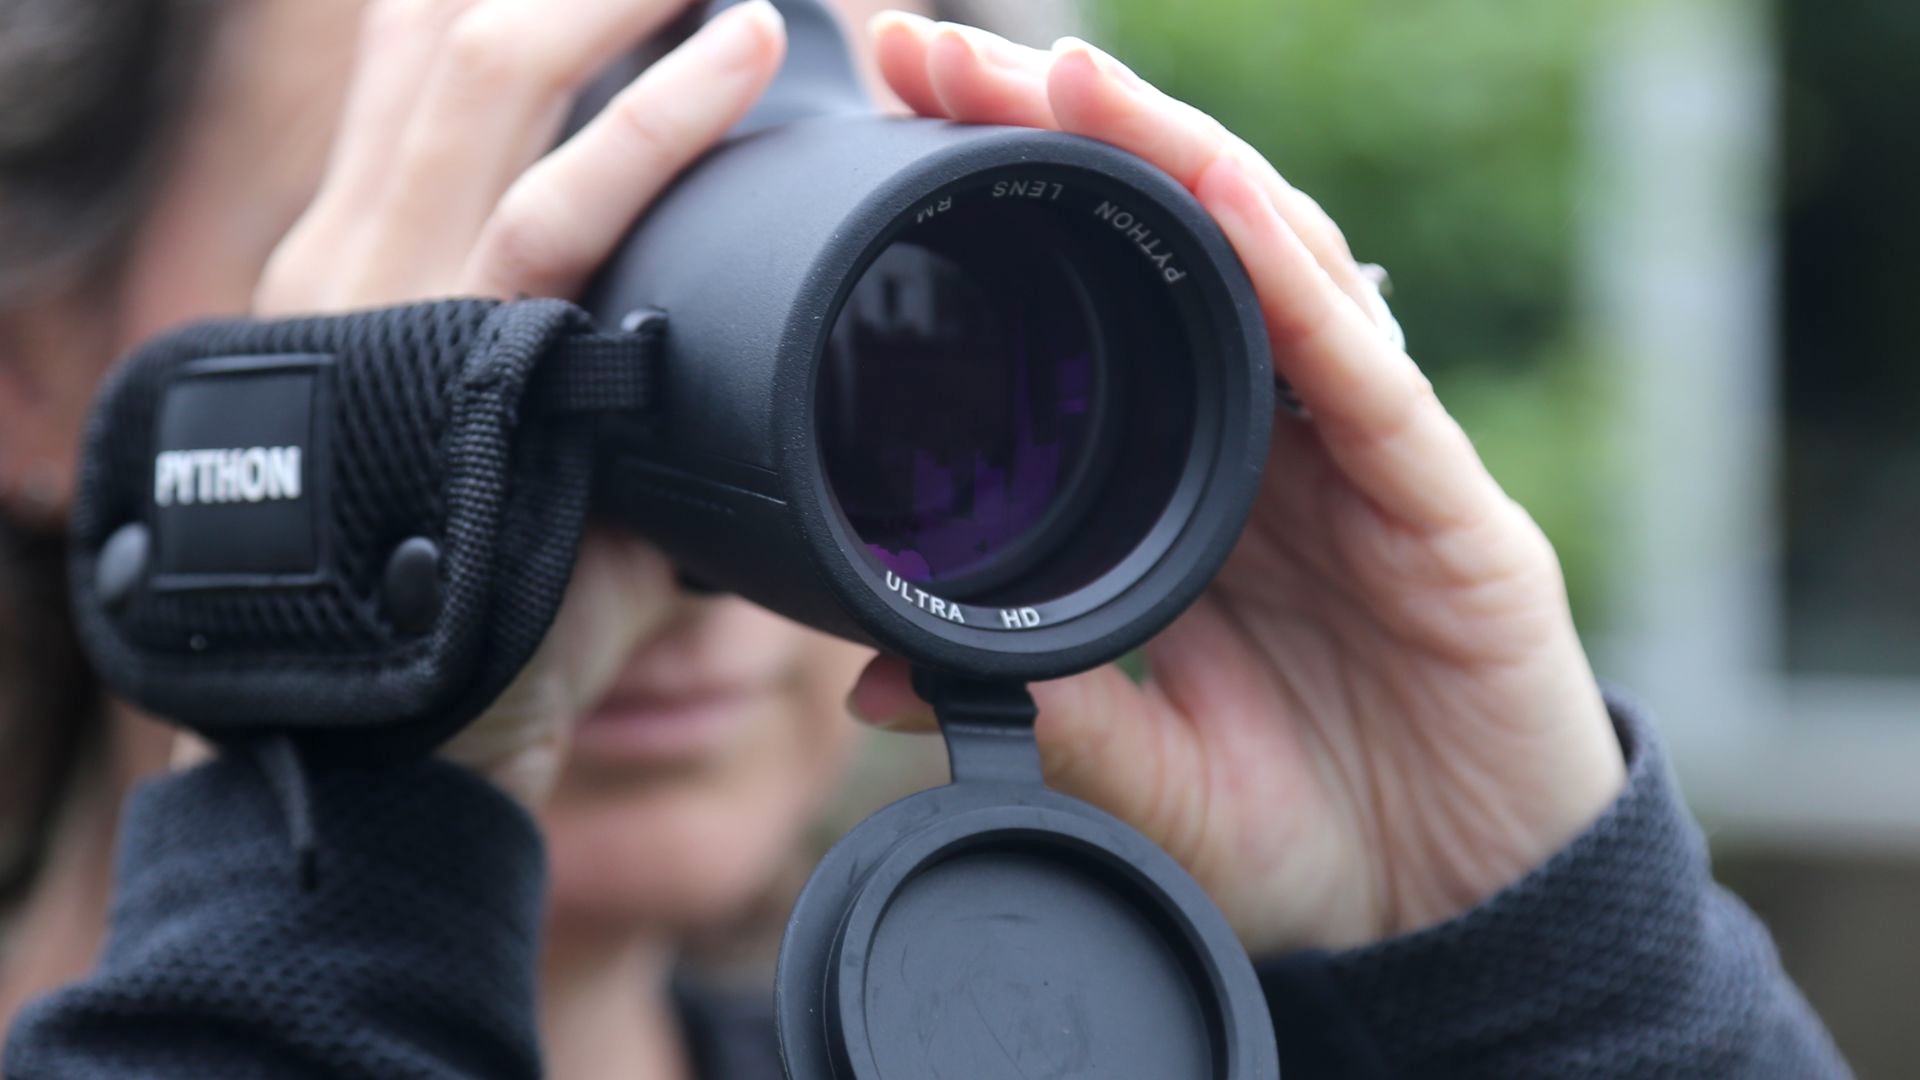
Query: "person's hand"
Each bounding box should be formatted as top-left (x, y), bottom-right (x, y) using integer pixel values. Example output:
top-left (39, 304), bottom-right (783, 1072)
top-left (850, 13), bottom-right (1627, 955)
top-left (246, 0), bottom-right (789, 805)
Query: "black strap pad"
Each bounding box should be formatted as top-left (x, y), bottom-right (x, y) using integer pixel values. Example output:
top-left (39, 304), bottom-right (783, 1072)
top-left (67, 298), bottom-right (659, 755)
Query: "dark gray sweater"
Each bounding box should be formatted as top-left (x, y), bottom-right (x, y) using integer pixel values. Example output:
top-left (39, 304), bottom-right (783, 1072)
top-left (3, 696), bottom-right (1851, 1078)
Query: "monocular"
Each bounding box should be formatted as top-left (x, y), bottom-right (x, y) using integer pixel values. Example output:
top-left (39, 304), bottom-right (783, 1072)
top-left (67, 1), bottom-right (1280, 1075)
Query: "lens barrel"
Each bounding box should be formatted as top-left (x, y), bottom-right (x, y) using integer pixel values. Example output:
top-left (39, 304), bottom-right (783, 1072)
top-left (588, 117), bottom-right (1271, 680)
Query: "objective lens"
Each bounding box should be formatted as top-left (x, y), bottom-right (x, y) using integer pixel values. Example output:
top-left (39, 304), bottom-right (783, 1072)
top-left (817, 201), bottom-right (1106, 593)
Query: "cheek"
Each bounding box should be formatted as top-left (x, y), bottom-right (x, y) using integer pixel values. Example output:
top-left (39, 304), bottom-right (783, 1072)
top-left (543, 674), bottom-right (866, 934)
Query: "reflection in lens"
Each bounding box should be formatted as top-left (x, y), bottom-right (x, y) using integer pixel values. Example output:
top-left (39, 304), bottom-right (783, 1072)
top-left (818, 213), bottom-right (1101, 591)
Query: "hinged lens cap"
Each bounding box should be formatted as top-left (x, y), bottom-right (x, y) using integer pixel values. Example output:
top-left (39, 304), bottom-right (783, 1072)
top-left (775, 674), bottom-right (1280, 1080)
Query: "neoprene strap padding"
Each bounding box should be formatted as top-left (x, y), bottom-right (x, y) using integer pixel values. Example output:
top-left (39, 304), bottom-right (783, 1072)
top-left (68, 298), bottom-right (662, 756)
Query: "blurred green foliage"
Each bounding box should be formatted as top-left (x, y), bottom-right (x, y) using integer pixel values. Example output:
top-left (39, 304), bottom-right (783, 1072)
top-left (1095, 0), bottom-right (1612, 621)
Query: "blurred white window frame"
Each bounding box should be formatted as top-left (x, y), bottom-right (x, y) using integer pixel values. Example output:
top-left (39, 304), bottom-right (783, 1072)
top-left (1588, 0), bottom-right (1920, 847)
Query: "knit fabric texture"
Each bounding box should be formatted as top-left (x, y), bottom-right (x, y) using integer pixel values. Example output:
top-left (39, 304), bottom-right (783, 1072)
top-left (5, 755), bottom-right (545, 1079)
top-left (3, 693), bottom-right (1851, 1078)
top-left (1260, 690), bottom-right (1852, 1078)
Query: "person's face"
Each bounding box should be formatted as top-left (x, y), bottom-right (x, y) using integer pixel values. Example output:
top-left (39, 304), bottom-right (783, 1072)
top-left (538, 546), bottom-right (871, 936)
top-left (1, 0), bottom-right (911, 938)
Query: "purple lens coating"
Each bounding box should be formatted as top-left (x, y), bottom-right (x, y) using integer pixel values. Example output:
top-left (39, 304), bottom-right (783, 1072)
top-left (819, 223), bottom-right (1100, 589)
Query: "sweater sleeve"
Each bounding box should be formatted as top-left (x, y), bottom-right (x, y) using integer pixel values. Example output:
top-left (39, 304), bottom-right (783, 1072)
top-left (1257, 692), bottom-right (1852, 1079)
top-left (3, 753), bottom-right (547, 1080)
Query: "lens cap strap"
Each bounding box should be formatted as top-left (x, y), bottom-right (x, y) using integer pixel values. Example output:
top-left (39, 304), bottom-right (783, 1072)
top-left (910, 667), bottom-right (1043, 784)
top-left (67, 297), bottom-right (664, 756)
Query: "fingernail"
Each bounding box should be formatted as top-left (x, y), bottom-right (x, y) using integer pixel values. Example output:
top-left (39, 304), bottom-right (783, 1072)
top-left (1051, 35), bottom-right (1148, 91)
top-left (869, 8), bottom-right (935, 38)
top-left (1341, 261), bottom-right (1407, 350)
top-left (845, 690), bottom-right (895, 728)
top-left (844, 689), bottom-right (932, 730)
top-left (941, 22), bottom-right (1039, 71)
top-left (844, 688), bottom-right (892, 727)
top-left (705, 0), bottom-right (783, 65)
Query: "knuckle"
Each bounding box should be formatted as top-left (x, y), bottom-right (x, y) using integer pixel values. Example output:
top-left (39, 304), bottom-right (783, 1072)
top-left (1474, 497), bottom-right (1566, 594)
top-left (1351, 364), bottom-right (1439, 454)
top-left (605, 90), bottom-right (690, 161)
top-left (1268, 283), bottom-right (1342, 350)
top-left (363, 0), bottom-right (480, 44)
top-left (477, 188), bottom-right (569, 293)
top-left (251, 277), bottom-right (292, 315)
top-left (445, 8), bottom-right (538, 87)
top-left (1406, 366), bottom-right (1438, 407)
top-left (1389, 371), bottom-right (1441, 443)
top-left (359, 0), bottom-right (423, 40)
top-left (1506, 499), bottom-right (1562, 567)
top-left (1304, 192), bottom-right (1353, 249)
top-left (254, 237), bottom-right (321, 314)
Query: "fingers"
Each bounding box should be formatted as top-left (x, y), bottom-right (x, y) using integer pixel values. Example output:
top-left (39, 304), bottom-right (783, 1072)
top-left (1029, 664), bottom-right (1175, 822)
top-left (846, 655), bottom-right (936, 732)
top-left (259, 0), bottom-right (484, 311)
top-left (1194, 154), bottom-right (1503, 529)
top-left (309, 0), bottom-right (484, 225)
top-left (846, 653), bottom-right (1166, 798)
top-left (407, 0), bottom-right (699, 220)
top-left (1045, 41), bottom-right (1384, 323)
top-left (462, 1), bottom-right (786, 298)
top-left (870, 17), bottom-right (1390, 342)
top-left (846, 654), bottom-right (1186, 855)
top-left (978, 32), bottom-right (1501, 531)
top-left (925, 23), bottom-right (1057, 128)
top-left (169, 732), bottom-right (217, 772)
top-left (873, 12), bottom-right (1056, 128)
top-left (445, 529), bottom-right (678, 805)
top-left (871, 11), bottom-right (945, 119)
top-left (547, 529), bottom-right (680, 719)
top-left (351, 0), bottom-right (703, 299)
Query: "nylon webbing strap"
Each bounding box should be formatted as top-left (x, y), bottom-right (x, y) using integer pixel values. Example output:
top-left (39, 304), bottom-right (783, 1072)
top-left (530, 308), bottom-right (665, 415)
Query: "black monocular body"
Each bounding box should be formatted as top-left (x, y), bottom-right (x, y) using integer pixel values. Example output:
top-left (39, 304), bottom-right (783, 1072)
top-left (586, 7), bottom-right (1274, 683)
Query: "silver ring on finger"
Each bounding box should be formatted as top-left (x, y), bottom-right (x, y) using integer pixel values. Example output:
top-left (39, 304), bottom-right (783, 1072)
top-left (1358, 262), bottom-right (1407, 352)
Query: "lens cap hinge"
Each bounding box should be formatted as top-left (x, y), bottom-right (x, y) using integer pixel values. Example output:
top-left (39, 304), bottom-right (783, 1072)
top-left (910, 667), bottom-right (1044, 785)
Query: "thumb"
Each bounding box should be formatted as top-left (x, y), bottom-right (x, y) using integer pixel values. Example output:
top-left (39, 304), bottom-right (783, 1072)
top-left (1032, 665), bottom-right (1192, 849)
top-left (848, 653), bottom-right (1188, 851)
top-left (439, 530), bottom-right (677, 805)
